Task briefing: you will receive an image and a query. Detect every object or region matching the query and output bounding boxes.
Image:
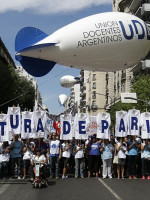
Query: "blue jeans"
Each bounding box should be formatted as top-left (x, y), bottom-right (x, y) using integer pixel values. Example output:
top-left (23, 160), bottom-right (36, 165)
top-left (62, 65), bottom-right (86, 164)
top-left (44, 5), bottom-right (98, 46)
top-left (75, 158), bottom-right (84, 178)
top-left (11, 157), bottom-right (22, 176)
top-left (0, 162), bottom-right (9, 178)
top-left (49, 156), bottom-right (59, 177)
top-left (128, 155), bottom-right (137, 176)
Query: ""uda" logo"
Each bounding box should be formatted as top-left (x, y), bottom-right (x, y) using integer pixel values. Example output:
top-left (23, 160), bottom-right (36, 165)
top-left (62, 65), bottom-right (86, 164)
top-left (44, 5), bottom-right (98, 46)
top-left (119, 20), bottom-right (150, 40)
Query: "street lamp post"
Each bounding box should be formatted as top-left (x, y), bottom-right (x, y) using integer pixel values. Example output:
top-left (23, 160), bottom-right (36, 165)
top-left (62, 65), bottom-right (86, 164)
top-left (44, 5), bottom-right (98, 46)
top-left (124, 97), bottom-right (150, 106)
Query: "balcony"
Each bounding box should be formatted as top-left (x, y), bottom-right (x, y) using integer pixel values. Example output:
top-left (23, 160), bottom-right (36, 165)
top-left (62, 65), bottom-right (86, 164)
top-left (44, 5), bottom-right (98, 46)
top-left (106, 73), bottom-right (109, 80)
top-left (121, 73), bottom-right (126, 80)
top-left (91, 105), bottom-right (98, 110)
top-left (118, 0), bottom-right (130, 12)
top-left (135, 7), bottom-right (142, 18)
top-left (92, 95), bottom-right (96, 99)
top-left (129, 0), bottom-right (143, 13)
top-left (80, 93), bottom-right (86, 97)
top-left (141, 3), bottom-right (150, 16)
top-left (106, 89), bottom-right (109, 94)
top-left (142, 60), bottom-right (150, 70)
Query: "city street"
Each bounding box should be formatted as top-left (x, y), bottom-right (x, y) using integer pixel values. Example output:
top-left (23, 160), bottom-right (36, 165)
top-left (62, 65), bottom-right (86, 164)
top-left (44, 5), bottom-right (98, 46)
top-left (0, 177), bottom-right (150, 200)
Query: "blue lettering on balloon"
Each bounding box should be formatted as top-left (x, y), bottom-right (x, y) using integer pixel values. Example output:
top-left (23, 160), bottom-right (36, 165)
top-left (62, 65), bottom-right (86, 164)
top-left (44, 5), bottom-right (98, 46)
top-left (63, 121), bottom-right (70, 135)
top-left (119, 21), bottom-right (134, 40)
top-left (10, 115), bottom-right (19, 129)
top-left (132, 20), bottom-right (145, 39)
top-left (119, 119), bottom-right (125, 132)
top-left (102, 120), bottom-right (109, 133)
top-left (24, 119), bottom-right (31, 133)
top-left (0, 122), bottom-right (6, 136)
top-left (36, 118), bottom-right (44, 132)
top-left (146, 120), bottom-right (150, 133)
top-left (131, 117), bottom-right (138, 130)
top-left (79, 121), bottom-right (86, 134)
top-left (145, 22), bottom-right (150, 40)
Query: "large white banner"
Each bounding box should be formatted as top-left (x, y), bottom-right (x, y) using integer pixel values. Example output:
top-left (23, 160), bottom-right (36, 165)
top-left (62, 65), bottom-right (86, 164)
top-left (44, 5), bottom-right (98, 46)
top-left (8, 107), bottom-right (21, 135)
top-left (87, 116), bottom-right (97, 136)
top-left (60, 114), bottom-right (73, 140)
top-left (141, 112), bottom-right (150, 139)
top-left (0, 114), bottom-right (10, 142)
top-left (97, 112), bottom-right (111, 139)
top-left (1, 108), bottom-right (150, 142)
top-left (115, 111), bottom-right (128, 137)
top-left (21, 111), bottom-right (34, 139)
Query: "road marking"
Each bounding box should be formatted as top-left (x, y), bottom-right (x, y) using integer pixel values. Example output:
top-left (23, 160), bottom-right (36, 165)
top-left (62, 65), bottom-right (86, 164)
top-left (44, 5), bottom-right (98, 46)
top-left (0, 184), bottom-right (10, 195)
top-left (98, 178), bottom-right (123, 200)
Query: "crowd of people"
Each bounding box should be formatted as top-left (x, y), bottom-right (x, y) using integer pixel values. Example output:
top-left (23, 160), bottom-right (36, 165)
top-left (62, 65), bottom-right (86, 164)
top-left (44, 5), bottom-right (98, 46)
top-left (0, 133), bottom-right (150, 181)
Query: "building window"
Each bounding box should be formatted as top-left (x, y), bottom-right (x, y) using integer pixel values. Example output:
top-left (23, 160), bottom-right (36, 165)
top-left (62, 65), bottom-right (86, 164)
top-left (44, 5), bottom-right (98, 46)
top-left (93, 74), bottom-right (96, 81)
top-left (93, 112), bottom-right (97, 116)
top-left (92, 91), bottom-right (96, 99)
top-left (93, 82), bottom-right (96, 89)
top-left (92, 100), bottom-right (96, 106)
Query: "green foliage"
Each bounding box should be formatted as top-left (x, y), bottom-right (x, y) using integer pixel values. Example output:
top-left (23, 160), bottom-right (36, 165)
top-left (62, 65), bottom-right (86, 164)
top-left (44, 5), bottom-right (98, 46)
top-left (0, 58), bottom-right (35, 112)
top-left (110, 74), bottom-right (150, 129)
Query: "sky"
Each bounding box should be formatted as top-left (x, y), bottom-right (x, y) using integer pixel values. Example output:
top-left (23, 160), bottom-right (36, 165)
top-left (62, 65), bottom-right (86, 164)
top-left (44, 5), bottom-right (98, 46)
top-left (0, 0), bottom-right (112, 114)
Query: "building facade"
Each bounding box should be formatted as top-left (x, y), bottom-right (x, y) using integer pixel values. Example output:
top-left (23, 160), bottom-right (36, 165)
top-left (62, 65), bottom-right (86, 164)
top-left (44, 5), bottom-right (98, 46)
top-left (113, 0), bottom-right (150, 74)
top-left (0, 38), bottom-right (15, 68)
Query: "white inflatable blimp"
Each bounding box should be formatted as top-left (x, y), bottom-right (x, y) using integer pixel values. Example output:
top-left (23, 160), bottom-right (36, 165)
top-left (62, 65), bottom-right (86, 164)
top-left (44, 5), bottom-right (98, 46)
top-left (58, 94), bottom-right (68, 106)
top-left (15, 12), bottom-right (150, 77)
top-left (60, 75), bottom-right (81, 88)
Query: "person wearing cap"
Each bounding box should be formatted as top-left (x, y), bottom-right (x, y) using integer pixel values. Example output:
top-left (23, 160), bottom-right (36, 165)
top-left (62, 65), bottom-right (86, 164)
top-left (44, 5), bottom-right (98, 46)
top-left (49, 132), bottom-right (62, 179)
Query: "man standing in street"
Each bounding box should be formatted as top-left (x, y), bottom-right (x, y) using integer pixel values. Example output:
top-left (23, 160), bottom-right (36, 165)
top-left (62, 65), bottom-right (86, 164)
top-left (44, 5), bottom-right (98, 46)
top-left (49, 133), bottom-right (62, 179)
top-left (10, 134), bottom-right (23, 179)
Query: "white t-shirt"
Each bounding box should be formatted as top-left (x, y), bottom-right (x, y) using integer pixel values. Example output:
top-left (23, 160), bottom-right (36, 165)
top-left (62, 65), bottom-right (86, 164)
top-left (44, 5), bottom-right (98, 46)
top-left (60, 114), bottom-right (73, 140)
top-left (32, 110), bottom-right (47, 139)
top-left (21, 111), bottom-right (34, 139)
top-left (128, 109), bottom-right (141, 136)
top-left (31, 155), bottom-right (46, 167)
top-left (8, 107), bottom-right (21, 135)
top-left (117, 142), bottom-right (127, 159)
top-left (115, 111), bottom-right (128, 137)
top-left (0, 114), bottom-right (10, 142)
top-left (97, 112), bottom-right (111, 139)
top-left (62, 143), bottom-right (72, 158)
top-left (0, 147), bottom-right (10, 163)
top-left (74, 144), bottom-right (84, 159)
top-left (141, 112), bottom-right (150, 139)
top-left (23, 145), bottom-right (33, 160)
top-left (74, 113), bottom-right (90, 140)
top-left (49, 140), bottom-right (61, 156)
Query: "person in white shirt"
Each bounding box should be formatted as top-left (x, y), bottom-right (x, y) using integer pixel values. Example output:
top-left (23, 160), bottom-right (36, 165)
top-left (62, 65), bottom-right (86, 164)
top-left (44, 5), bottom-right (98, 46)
top-left (61, 140), bottom-right (72, 179)
top-left (74, 140), bottom-right (85, 178)
top-left (0, 142), bottom-right (10, 179)
top-left (49, 132), bottom-right (62, 179)
top-left (115, 138), bottom-right (127, 179)
top-left (30, 148), bottom-right (47, 182)
top-left (22, 139), bottom-right (35, 179)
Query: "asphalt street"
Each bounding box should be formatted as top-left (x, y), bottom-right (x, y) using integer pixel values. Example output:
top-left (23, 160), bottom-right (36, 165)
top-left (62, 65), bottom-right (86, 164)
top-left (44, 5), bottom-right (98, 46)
top-left (0, 177), bottom-right (149, 200)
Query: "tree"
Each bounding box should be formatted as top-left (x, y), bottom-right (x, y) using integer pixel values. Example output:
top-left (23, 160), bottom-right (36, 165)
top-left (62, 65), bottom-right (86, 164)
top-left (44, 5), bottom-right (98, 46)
top-left (110, 74), bottom-right (150, 129)
top-left (0, 58), bottom-right (35, 112)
